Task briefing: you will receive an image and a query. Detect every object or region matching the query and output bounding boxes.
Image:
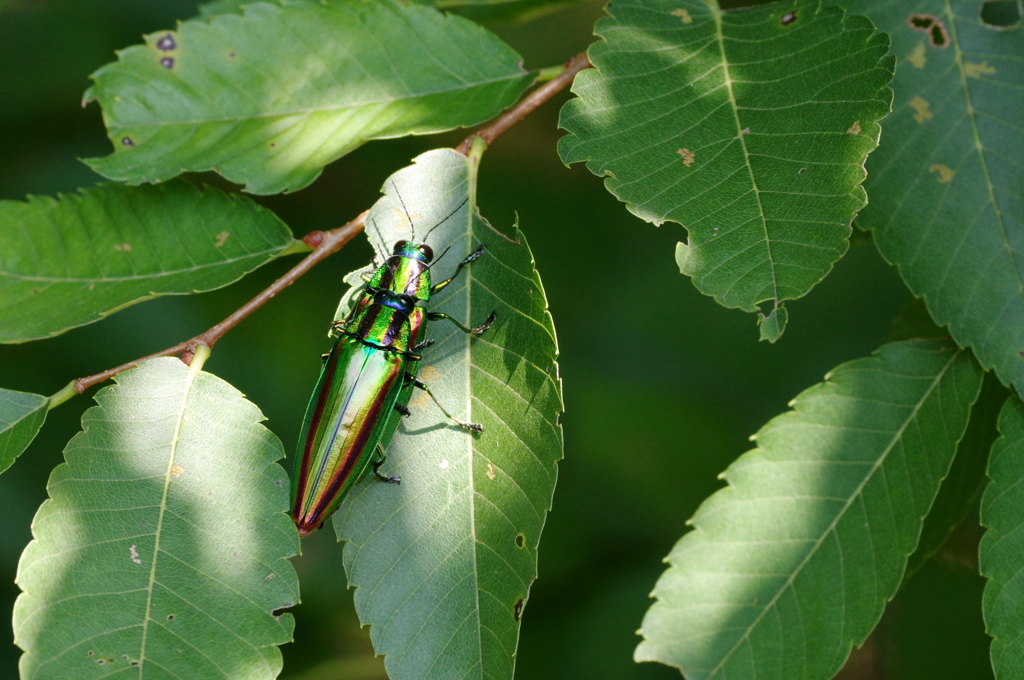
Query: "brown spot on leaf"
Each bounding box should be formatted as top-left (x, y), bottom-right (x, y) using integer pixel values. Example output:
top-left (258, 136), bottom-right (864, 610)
top-left (909, 96), bottom-right (933, 123)
top-left (214, 231), bottom-right (230, 247)
top-left (907, 41), bottom-right (927, 68)
top-left (846, 120), bottom-right (862, 134)
top-left (964, 61), bottom-right (997, 78)
top-left (929, 164), bottom-right (955, 183)
top-left (487, 462), bottom-right (496, 480)
top-left (676, 148), bottom-right (695, 166)
top-left (156, 33), bottom-right (176, 51)
top-left (671, 8), bottom-right (693, 23)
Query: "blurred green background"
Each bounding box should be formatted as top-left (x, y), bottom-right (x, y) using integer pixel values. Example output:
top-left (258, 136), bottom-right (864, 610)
top-left (0, 1), bottom-right (993, 678)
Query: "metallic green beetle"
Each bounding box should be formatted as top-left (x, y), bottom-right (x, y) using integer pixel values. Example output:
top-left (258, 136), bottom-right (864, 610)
top-left (291, 200), bottom-right (494, 536)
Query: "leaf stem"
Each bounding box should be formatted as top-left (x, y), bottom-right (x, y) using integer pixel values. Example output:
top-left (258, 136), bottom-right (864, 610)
top-left (68, 49), bottom-right (593, 395)
top-left (47, 381), bottom-right (78, 410)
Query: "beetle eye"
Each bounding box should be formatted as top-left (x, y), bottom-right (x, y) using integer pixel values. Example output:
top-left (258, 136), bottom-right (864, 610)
top-left (399, 294), bottom-right (414, 306)
top-left (393, 240), bottom-right (408, 253)
top-left (418, 244), bottom-right (434, 262)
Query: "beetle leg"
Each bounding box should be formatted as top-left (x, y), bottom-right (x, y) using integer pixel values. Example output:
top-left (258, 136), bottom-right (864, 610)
top-left (373, 443), bottom-right (401, 484)
top-left (407, 374), bottom-right (483, 433)
top-left (427, 310), bottom-right (496, 335)
top-left (430, 243), bottom-right (486, 295)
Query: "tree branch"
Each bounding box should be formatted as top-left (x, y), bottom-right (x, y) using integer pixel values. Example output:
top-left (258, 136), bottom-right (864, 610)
top-left (456, 52), bottom-right (591, 155)
top-left (72, 50), bottom-right (592, 394)
top-left (74, 212), bottom-right (366, 393)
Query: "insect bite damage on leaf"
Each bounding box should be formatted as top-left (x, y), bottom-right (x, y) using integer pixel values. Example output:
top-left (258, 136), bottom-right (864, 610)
top-left (781, 11), bottom-right (797, 26)
top-left (846, 121), bottom-right (862, 134)
top-left (907, 13), bottom-right (949, 48)
top-left (676, 148), bottom-right (695, 166)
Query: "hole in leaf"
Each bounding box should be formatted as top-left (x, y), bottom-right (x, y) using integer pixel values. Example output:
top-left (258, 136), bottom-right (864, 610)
top-left (781, 11), bottom-right (797, 25)
top-left (160, 57), bottom-right (175, 69)
top-left (166, 614), bottom-right (175, 621)
top-left (514, 598), bottom-right (524, 621)
top-left (981, 0), bottom-right (1021, 27)
top-left (908, 14), bottom-right (934, 29)
top-left (907, 14), bottom-right (949, 47)
top-left (121, 137), bottom-right (134, 147)
top-left (515, 533), bottom-right (526, 549)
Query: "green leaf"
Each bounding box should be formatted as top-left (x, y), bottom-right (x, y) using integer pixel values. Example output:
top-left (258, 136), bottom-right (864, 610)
top-left (841, 0), bottom-right (1024, 393)
top-left (558, 0), bottom-right (893, 340)
top-left (981, 395), bottom-right (1024, 678)
top-left (86, 0), bottom-right (533, 194)
top-left (0, 388), bottom-right (47, 475)
top-left (0, 180), bottom-right (294, 343)
top-left (199, 0), bottom-right (589, 25)
top-left (14, 356), bottom-right (299, 679)
top-left (635, 340), bottom-right (983, 680)
top-left (331, 148), bottom-right (563, 680)
top-left (904, 372), bottom-right (1004, 581)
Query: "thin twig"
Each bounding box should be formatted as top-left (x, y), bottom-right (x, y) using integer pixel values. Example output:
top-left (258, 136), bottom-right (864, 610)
top-left (456, 51), bottom-right (591, 155)
top-left (74, 212), bottom-right (367, 393)
top-left (71, 49), bottom-right (593, 395)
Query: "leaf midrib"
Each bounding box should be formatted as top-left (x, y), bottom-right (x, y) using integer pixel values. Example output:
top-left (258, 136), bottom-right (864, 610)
top-left (108, 73), bottom-right (526, 129)
top-left (137, 361), bottom-right (203, 674)
top-left (704, 348), bottom-right (960, 679)
top-left (711, 6), bottom-right (779, 309)
top-left (944, 0), bottom-right (1023, 294)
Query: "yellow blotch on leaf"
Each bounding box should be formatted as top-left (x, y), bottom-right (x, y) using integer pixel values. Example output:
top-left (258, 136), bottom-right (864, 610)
top-left (113, 243), bottom-right (132, 252)
top-left (214, 231), bottom-right (230, 247)
top-left (676, 148), bottom-right (695, 167)
top-left (671, 8), bottom-right (693, 23)
top-left (846, 121), bottom-right (862, 134)
top-left (487, 462), bottom-right (497, 480)
top-left (929, 164), bottom-right (955, 183)
top-left (909, 96), bottom-right (933, 123)
top-left (964, 61), bottom-right (996, 79)
top-left (907, 42), bottom-right (927, 69)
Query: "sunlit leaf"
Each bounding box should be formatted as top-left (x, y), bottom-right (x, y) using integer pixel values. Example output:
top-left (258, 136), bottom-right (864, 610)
top-left (636, 340), bottom-right (983, 680)
top-left (202, 0), bottom-right (588, 23)
top-left (13, 357), bottom-right (298, 679)
top-left (841, 0), bottom-right (1024, 393)
top-left (330, 149), bottom-right (563, 680)
top-left (0, 387), bottom-right (47, 475)
top-left (0, 180), bottom-right (294, 343)
top-left (86, 0), bottom-right (533, 194)
top-left (558, 0), bottom-right (893, 340)
top-left (981, 395), bottom-right (1024, 679)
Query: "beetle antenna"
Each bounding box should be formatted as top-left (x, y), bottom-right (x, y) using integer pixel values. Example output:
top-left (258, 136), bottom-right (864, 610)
top-left (423, 198), bottom-right (469, 242)
top-left (367, 216), bottom-right (389, 257)
top-left (426, 245), bottom-right (453, 270)
top-left (389, 180), bottom-right (416, 240)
